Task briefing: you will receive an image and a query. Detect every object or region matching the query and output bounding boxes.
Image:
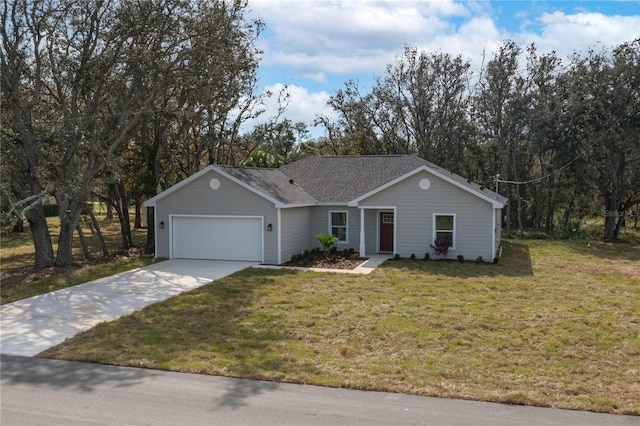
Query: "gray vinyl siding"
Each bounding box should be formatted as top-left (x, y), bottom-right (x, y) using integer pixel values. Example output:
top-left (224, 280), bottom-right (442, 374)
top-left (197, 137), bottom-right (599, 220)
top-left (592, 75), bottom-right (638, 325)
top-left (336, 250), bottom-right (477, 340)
top-left (154, 170), bottom-right (278, 264)
top-left (310, 206), bottom-right (361, 252)
top-left (358, 171), bottom-right (495, 260)
top-left (364, 209), bottom-right (378, 254)
top-left (495, 208), bottom-right (503, 258)
top-left (279, 206), bottom-right (313, 263)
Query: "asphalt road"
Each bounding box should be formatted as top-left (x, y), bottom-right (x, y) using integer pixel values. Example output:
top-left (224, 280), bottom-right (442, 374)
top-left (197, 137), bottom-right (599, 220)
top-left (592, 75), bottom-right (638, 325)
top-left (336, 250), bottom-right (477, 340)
top-left (2, 355), bottom-right (638, 425)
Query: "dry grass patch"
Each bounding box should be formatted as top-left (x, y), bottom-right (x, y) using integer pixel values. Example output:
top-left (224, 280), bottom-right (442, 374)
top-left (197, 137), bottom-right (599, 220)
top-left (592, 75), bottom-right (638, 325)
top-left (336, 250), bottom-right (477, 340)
top-left (1, 215), bottom-right (154, 304)
top-left (40, 238), bottom-right (640, 415)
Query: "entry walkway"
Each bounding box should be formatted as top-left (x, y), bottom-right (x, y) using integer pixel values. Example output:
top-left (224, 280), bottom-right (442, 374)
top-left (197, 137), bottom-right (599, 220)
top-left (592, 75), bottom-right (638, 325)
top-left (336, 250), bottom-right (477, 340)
top-left (0, 260), bottom-right (256, 356)
top-left (257, 254), bottom-right (390, 274)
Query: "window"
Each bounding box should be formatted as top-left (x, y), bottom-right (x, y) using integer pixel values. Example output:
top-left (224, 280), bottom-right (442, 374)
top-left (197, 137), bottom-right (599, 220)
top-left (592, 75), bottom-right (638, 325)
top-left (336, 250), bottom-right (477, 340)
top-left (329, 211), bottom-right (348, 243)
top-left (433, 214), bottom-right (455, 249)
top-left (382, 213), bottom-right (394, 224)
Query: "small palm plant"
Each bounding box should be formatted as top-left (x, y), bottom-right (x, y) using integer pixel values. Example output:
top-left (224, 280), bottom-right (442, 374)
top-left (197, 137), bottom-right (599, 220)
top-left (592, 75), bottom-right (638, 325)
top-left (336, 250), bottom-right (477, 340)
top-left (316, 233), bottom-right (339, 257)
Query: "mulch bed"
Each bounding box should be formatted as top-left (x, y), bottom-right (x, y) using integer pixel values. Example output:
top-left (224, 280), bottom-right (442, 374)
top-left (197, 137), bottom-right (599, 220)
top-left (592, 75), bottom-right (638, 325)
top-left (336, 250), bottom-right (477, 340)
top-left (284, 251), bottom-right (368, 270)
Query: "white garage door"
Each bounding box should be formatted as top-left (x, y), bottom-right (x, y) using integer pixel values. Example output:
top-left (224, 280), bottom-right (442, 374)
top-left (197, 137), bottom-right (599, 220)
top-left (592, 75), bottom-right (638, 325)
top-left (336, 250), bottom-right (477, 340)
top-left (172, 216), bottom-right (262, 261)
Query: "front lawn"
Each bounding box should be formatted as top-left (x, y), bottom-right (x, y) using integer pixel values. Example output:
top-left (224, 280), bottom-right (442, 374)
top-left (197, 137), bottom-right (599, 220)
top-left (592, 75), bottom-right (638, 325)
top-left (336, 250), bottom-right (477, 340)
top-left (39, 238), bottom-right (640, 415)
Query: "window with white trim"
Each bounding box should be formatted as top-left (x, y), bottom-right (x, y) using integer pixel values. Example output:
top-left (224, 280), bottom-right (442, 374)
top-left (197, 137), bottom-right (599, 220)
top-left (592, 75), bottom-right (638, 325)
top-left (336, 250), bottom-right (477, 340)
top-left (329, 211), bottom-right (348, 243)
top-left (433, 214), bottom-right (455, 249)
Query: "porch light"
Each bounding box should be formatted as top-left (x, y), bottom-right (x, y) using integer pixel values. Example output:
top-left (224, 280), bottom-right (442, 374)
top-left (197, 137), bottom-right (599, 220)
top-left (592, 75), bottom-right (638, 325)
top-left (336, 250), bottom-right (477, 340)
top-left (159, 221), bottom-right (165, 229)
top-left (267, 223), bottom-right (272, 231)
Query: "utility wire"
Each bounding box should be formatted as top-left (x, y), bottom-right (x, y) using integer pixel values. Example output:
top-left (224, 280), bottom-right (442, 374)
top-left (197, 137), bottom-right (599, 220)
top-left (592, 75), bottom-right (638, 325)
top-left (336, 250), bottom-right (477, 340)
top-left (496, 156), bottom-right (580, 185)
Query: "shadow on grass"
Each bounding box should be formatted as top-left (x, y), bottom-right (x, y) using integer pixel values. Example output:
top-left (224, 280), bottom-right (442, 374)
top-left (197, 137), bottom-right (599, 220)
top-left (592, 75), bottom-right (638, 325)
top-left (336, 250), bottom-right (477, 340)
top-left (378, 241), bottom-right (533, 278)
top-left (39, 267), bottom-right (321, 409)
top-left (564, 239), bottom-right (640, 262)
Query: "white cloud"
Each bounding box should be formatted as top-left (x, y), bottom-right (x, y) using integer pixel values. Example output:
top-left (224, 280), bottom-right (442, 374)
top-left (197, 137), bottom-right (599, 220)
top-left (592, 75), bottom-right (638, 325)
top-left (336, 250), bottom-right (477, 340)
top-left (246, 1), bottom-right (640, 134)
top-left (531, 12), bottom-right (640, 55)
top-left (242, 83), bottom-right (334, 136)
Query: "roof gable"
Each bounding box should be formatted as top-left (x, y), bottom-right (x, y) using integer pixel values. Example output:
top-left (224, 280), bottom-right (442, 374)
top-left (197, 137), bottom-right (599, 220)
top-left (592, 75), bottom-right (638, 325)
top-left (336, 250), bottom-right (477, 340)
top-left (145, 155), bottom-right (507, 209)
top-left (278, 155), bottom-right (428, 203)
top-left (144, 165), bottom-right (315, 208)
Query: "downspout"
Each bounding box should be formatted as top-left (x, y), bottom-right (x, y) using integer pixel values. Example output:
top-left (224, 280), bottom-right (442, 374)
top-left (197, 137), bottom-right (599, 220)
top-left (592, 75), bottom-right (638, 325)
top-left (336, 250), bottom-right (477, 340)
top-left (277, 208), bottom-right (282, 265)
top-left (492, 207), bottom-right (496, 260)
top-left (359, 208), bottom-right (366, 256)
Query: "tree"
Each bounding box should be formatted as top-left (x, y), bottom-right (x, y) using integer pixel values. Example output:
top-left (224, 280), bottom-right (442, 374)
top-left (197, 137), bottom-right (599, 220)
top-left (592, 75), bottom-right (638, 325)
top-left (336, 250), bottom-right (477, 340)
top-left (472, 41), bottom-right (531, 233)
top-left (2, 0), bottom-right (265, 266)
top-left (565, 39), bottom-right (640, 240)
top-left (376, 47), bottom-right (474, 174)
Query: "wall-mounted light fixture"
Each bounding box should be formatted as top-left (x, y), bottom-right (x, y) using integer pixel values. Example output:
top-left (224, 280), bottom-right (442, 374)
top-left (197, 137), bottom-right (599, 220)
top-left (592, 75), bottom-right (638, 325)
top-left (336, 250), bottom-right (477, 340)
top-left (159, 221), bottom-right (165, 229)
top-left (267, 223), bottom-right (272, 232)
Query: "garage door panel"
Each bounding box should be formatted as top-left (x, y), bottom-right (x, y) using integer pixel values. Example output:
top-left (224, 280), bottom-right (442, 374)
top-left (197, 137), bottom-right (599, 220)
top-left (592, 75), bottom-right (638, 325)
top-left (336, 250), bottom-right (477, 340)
top-left (172, 216), bottom-right (262, 261)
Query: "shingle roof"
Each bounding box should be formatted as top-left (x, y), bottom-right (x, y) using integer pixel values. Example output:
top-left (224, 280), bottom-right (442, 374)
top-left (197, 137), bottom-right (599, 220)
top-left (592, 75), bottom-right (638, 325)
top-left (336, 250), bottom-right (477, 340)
top-left (217, 155), bottom-right (507, 207)
top-left (278, 155), bottom-right (429, 203)
top-left (217, 166), bottom-right (317, 205)
top-left (278, 155), bottom-right (507, 205)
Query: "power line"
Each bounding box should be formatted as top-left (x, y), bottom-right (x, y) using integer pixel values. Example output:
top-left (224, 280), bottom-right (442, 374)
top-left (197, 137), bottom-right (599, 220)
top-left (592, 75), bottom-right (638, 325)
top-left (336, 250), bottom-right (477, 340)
top-left (496, 156), bottom-right (580, 185)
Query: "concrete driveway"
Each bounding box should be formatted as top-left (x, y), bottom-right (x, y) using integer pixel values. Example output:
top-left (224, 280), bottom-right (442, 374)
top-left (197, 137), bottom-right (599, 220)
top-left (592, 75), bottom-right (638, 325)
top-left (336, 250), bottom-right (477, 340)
top-left (0, 259), bottom-right (256, 357)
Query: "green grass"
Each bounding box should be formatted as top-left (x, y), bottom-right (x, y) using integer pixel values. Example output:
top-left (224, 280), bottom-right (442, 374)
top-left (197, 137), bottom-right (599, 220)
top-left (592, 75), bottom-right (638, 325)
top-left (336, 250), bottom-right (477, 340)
top-left (1, 215), bottom-right (156, 304)
top-left (39, 237), bottom-right (640, 415)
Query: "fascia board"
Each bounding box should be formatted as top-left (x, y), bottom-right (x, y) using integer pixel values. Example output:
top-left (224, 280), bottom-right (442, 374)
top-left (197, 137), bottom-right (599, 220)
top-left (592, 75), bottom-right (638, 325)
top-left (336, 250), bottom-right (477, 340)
top-left (144, 165), bottom-right (283, 208)
top-left (210, 166), bottom-right (282, 207)
top-left (278, 203), bottom-right (317, 209)
top-left (144, 165), bottom-right (217, 207)
top-left (349, 165), bottom-right (506, 208)
top-left (348, 167), bottom-right (425, 207)
top-left (426, 167), bottom-right (506, 208)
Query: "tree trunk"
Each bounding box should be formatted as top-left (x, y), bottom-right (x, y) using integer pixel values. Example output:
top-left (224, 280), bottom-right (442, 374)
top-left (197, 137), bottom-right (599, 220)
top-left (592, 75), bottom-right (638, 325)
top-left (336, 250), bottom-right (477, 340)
top-left (134, 197), bottom-right (143, 229)
top-left (76, 224), bottom-right (90, 259)
top-left (145, 206), bottom-right (155, 255)
top-left (110, 182), bottom-right (133, 249)
top-left (105, 203), bottom-right (114, 221)
top-left (516, 183), bottom-right (523, 233)
top-left (25, 206), bottom-right (55, 269)
top-left (603, 194), bottom-right (618, 241)
top-left (56, 210), bottom-right (82, 266)
top-left (13, 218), bottom-right (24, 233)
top-left (87, 207), bottom-right (109, 257)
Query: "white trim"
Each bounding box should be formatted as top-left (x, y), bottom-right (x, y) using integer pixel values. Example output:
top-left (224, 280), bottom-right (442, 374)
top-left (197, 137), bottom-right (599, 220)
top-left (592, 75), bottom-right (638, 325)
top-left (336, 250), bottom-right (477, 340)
top-left (277, 208), bottom-right (282, 265)
top-left (328, 210), bottom-right (348, 244)
top-left (316, 201), bottom-right (349, 206)
top-left (348, 165), bottom-right (505, 208)
top-left (492, 208), bottom-right (496, 260)
top-left (169, 214), bottom-right (264, 262)
top-left (153, 207), bottom-right (159, 258)
top-left (432, 213), bottom-right (456, 251)
top-left (145, 165), bottom-right (288, 208)
top-left (359, 208), bottom-right (366, 256)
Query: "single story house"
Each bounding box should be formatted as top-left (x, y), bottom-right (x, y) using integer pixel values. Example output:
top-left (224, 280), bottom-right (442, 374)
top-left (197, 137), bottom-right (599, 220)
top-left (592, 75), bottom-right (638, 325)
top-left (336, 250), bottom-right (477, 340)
top-left (144, 155), bottom-right (507, 264)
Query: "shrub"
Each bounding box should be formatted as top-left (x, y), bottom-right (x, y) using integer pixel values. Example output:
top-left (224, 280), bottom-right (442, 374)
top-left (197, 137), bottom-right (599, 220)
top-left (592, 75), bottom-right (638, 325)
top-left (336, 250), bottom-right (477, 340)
top-left (394, 254), bottom-right (401, 260)
top-left (457, 254), bottom-right (465, 263)
top-left (424, 252), bottom-right (430, 261)
top-left (316, 233), bottom-right (339, 256)
top-left (430, 238), bottom-right (450, 258)
top-left (410, 253), bottom-right (416, 260)
top-left (475, 256), bottom-right (484, 263)
top-left (42, 204), bottom-right (59, 217)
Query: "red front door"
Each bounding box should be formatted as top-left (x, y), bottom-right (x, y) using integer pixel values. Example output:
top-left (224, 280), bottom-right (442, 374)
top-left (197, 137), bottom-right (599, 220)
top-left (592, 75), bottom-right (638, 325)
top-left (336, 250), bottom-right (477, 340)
top-left (379, 212), bottom-right (394, 252)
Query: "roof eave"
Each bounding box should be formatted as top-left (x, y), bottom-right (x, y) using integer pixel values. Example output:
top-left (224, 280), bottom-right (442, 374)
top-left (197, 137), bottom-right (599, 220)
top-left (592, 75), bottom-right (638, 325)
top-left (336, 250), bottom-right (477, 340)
top-left (143, 165), bottom-right (285, 208)
top-left (348, 165), bottom-right (507, 208)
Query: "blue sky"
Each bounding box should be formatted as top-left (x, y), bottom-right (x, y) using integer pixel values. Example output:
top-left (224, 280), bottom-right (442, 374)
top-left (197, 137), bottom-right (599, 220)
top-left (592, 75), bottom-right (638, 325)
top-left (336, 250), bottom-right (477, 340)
top-left (245, 1), bottom-right (640, 135)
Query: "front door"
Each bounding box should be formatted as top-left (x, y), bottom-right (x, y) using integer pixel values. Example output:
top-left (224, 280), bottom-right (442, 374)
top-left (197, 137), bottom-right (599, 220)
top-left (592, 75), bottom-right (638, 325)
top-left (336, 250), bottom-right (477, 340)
top-left (379, 212), bottom-right (394, 252)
